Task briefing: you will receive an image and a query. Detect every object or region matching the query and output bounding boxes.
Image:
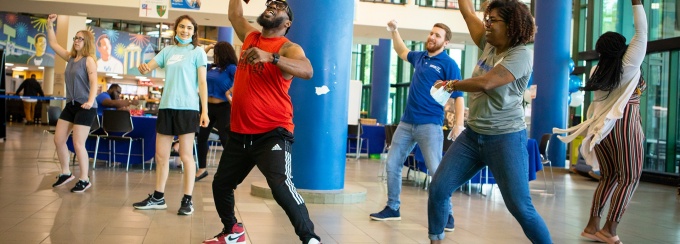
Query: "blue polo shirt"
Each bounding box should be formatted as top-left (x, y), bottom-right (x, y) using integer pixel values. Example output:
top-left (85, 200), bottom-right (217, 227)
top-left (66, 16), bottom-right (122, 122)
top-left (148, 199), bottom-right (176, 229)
top-left (95, 92), bottom-right (114, 115)
top-left (401, 51), bottom-right (463, 125)
top-left (206, 64), bottom-right (236, 101)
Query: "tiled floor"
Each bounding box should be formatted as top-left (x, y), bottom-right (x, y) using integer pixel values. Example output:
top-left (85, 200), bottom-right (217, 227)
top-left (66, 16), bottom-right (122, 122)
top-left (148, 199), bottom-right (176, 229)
top-left (1, 123), bottom-right (678, 244)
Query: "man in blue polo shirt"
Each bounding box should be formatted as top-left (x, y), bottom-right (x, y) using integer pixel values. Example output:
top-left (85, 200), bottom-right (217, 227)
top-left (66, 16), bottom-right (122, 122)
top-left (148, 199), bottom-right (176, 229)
top-left (96, 84), bottom-right (138, 115)
top-left (370, 20), bottom-right (464, 232)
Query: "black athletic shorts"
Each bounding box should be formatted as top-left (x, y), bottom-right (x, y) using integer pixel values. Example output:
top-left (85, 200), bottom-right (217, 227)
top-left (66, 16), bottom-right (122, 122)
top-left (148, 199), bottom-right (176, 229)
top-left (59, 101), bottom-right (97, 126)
top-left (156, 109), bottom-right (200, 135)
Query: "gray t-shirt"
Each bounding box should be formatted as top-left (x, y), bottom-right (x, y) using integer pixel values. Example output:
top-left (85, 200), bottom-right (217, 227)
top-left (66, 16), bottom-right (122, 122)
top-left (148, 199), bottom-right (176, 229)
top-left (467, 37), bottom-right (532, 135)
top-left (65, 57), bottom-right (97, 108)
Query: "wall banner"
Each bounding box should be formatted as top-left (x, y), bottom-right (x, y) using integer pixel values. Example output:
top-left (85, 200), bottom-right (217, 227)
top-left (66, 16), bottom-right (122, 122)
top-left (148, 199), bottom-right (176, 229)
top-left (140, 0), bottom-right (170, 19)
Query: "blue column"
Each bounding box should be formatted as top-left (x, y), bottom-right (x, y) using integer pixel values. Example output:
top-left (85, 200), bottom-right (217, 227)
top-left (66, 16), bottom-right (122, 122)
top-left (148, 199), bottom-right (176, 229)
top-left (287, 0), bottom-right (354, 190)
top-left (370, 39), bottom-right (391, 124)
top-left (217, 27), bottom-right (233, 44)
top-left (531, 0), bottom-right (571, 167)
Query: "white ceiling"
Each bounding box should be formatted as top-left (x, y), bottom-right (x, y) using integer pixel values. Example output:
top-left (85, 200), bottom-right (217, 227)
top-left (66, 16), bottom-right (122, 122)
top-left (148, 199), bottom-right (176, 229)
top-left (0, 0), bottom-right (473, 45)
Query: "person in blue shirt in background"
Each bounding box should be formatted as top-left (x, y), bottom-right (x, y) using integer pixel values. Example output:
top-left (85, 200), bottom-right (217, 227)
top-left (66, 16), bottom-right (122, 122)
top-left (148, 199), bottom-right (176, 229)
top-left (369, 20), bottom-right (464, 233)
top-left (195, 41), bottom-right (238, 182)
top-left (95, 84), bottom-right (139, 115)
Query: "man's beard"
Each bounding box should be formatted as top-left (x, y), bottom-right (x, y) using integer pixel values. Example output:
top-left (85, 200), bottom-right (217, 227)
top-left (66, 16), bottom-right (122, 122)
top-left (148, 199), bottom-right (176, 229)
top-left (426, 41), bottom-right (444, 53)
top-left (257, 14), bottom-right (285, 30)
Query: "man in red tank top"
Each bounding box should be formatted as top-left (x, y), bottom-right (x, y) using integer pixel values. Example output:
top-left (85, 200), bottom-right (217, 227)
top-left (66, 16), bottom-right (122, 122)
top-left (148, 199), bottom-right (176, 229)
top-left (204, 1), bottom-right (321, 244)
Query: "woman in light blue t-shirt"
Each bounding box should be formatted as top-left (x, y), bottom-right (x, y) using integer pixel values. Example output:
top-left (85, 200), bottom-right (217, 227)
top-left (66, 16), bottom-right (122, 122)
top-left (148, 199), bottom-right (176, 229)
top-left (132, 15), bottom-right (209, 216)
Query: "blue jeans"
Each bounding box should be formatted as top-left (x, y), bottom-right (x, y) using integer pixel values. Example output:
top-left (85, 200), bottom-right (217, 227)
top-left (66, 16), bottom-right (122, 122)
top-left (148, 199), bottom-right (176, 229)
top-left (386, 122), bottom-right (445, 211)
top-left (427, 129), bottom-right (552, 243)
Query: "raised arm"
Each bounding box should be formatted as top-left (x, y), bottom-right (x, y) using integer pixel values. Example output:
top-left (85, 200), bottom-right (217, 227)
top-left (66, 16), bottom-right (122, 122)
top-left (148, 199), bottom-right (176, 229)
top-left (459, 0), bottom-right (485, 47)
top-left (46, 14), bottom-right (70, 61)
top-left (229, 0), bottom-right (258, 42)
top-left (622, 0), bottom-right (647, 68)
top-left (387, 20), bottom-right (409, 61)
top-left (242, 41), bottom-right (313, 80)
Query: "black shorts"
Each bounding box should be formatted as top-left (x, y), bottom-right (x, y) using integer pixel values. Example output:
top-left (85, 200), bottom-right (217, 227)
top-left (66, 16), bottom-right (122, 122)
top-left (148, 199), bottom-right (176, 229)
top-left (59, 102), bottom-right (97, 126)
top-left (156, 109), bottom-right (200, 135)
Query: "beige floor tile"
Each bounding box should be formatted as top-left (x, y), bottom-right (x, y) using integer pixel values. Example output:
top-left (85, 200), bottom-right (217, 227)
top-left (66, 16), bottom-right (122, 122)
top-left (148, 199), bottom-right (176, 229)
top-left (1, 124), bottom-right (679, 244)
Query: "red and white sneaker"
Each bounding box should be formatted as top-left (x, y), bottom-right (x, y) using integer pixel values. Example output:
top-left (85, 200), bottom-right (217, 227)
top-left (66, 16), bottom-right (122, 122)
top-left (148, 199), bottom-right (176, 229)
top-left (203, 223), bottom-right (245, 244)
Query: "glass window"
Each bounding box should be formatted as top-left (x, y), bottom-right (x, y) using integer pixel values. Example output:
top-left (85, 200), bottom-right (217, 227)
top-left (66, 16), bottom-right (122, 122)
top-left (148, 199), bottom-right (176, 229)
top-left (601, 0), bottom-right (619, 33)
top-left (648, 0), bottom-right (680, 41)
top-left (642, 53), bottom-right (670, 172)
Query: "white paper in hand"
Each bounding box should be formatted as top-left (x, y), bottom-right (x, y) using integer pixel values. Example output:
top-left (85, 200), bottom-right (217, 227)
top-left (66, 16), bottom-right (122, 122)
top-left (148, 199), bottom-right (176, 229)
top-left (430, 86), bottom-right (450, 106)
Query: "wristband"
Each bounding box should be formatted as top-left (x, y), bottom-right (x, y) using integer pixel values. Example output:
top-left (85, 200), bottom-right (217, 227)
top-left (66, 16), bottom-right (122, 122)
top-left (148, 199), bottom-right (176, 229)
top-left (272, 53), bottom-right (280, 65)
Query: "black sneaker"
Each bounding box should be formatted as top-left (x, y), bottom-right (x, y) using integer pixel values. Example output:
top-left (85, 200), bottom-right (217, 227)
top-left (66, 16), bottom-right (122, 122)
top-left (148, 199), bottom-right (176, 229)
top-left (444, 214), bottom-right (455, 232)
top-left (133, 194), bottom-right (167, 210)
top-left (369, 206), bottom-right (401, 221)
top-left (195, 171), bottom-right (209, 182)
top-left (52, 173), bottom-right (75, 187)
top-left (70, 180), bottom-right (91, 193)
top-left (178, 198), bottom-right (194, 215)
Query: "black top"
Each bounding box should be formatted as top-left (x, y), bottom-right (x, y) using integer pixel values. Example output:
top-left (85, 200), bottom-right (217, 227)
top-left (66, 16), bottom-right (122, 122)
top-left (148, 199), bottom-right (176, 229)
top-left (16, 78), bottom-right (45, 97)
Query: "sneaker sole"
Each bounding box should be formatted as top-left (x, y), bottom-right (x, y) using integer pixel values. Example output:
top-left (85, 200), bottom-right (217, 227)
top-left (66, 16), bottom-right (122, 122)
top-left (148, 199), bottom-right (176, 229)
top-left (444, 227), bottom-right (455, 232)
top-left (370, 216), bottom-right (401, 221)
top-left (177, 209), bottom-right (194, 215)
top-left (53, 175), bottom-right (75, 187)
top-left (133, 204), bottom-right (168, 210)
top-left (71, 183), bottom-right (91, 193)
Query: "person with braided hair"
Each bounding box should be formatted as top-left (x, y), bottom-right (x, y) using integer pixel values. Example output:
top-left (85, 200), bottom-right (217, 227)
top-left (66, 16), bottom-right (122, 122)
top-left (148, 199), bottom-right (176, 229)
top-left (427, 0), bottom-right (551, 243)
top-left (554, 1), bottom-right (646, 243)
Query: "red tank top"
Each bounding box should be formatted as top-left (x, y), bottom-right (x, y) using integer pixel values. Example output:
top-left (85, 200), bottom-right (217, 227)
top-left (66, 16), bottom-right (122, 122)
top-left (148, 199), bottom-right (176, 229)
top-left (231, 32), bottom-right (294, 134)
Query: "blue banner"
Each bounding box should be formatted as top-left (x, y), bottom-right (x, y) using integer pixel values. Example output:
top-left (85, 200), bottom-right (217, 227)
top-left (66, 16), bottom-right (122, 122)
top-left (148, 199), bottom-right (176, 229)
top-left (171, 0), bottom-right (201, 10)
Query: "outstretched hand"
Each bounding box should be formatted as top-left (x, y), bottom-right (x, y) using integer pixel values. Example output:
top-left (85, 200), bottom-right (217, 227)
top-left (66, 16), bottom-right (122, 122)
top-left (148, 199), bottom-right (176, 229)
top-left (47, 14), bottom-right (57, 25)
top-left (387, 20), bottom-right (398, 32)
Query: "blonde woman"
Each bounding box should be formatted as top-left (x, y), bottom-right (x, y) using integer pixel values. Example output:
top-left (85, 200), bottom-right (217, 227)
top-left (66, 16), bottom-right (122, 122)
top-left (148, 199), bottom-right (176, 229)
top-left (46, 14), bottom-right (98, 192)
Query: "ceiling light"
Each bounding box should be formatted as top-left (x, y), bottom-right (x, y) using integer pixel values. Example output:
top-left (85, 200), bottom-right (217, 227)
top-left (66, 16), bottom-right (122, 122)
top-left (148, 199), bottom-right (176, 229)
top-left (86, 19), bottom-right (92, 24)
top-left (38, 66), bottom-right (45, 70)
top-left (5, 63), bottom-right (13, 66)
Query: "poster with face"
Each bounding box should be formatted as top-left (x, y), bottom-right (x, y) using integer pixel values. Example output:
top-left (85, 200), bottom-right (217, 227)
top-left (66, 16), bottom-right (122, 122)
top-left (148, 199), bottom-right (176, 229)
top-left (0, 12), bottom-right (56, 67)
top-left (91, 26), bottom-right (158, 75)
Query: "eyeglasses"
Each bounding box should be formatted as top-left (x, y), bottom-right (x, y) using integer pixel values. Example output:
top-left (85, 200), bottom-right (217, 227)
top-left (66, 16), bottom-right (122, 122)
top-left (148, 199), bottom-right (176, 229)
top-left (483, 18), bottom-right (505, 26)
top-left (265, 0), bottom-right (288, 11)
top-left (73, 36), bottom-right (85, 42)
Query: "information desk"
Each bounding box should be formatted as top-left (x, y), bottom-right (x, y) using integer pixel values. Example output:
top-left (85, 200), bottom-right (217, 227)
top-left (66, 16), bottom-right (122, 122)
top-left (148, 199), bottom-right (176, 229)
top-left (68, 115), bottom-right (157, 166)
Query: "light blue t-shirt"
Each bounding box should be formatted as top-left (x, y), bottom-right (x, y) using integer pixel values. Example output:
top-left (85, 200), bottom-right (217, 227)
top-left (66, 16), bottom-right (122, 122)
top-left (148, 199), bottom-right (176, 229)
top-left (154, 44), bottom-right (208, 111)
top-left (401, 51), bottom-right (463, 125)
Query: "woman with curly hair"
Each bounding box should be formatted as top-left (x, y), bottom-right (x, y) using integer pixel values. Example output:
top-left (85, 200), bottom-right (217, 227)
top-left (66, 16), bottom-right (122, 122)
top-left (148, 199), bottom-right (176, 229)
top-left (195, 41), bottom-right (238, 182)
top-left (554, 0), bottom-right (646, 243)
top-left (427, 0), bottom-right (551, 243)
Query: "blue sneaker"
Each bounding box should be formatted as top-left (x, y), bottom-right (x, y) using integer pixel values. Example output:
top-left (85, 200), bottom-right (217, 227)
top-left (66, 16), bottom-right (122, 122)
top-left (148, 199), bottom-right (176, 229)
top-left (445, 214), bottom-right (454, 232)
top-left (369, 206), bottom-right (400, 221)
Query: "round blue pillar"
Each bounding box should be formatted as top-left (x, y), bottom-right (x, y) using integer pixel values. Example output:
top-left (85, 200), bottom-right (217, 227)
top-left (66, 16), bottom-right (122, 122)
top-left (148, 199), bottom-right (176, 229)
top-left (287, 0), bottom-right (354, 190)
top-left (217, 27), bottom-right (233, 44)
top-left (370, 39), bottom-right (391, 125)
top-left (531, 0), bottom-right (571, 168)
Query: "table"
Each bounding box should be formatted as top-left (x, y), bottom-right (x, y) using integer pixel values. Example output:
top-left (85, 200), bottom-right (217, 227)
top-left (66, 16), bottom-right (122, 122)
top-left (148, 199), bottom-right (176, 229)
top-left (68, 115), bottom-right (157, 165)
top-left (360, 124), bottom-right (386, 155)
top-left (411, 138), bottom-right (543, 183)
